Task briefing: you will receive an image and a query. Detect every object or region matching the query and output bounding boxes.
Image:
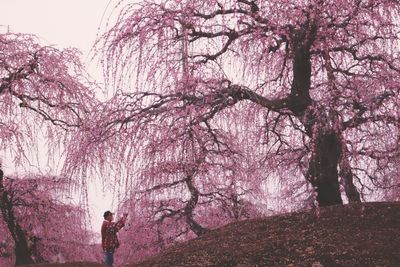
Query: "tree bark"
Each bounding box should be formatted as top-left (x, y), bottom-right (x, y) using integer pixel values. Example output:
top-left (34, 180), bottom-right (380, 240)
top-left (308, 130), bottom-right (343, 206)
top-left (0, 169), bottom-right (34, 266)
top-left (339, 155), bottom-right (361, 203)
top-left (184, 175), bottom-right (208, 236)
top-left (287, 22), bottom-right (345, 207)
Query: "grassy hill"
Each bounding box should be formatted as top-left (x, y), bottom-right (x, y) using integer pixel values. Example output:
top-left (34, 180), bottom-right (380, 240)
top-left (25, 202), bottom-right (400, 267)
top-left (132, 202), bottom-right (400, 267)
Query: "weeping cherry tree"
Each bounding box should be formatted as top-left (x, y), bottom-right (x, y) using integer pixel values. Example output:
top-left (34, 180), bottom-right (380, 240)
top-left (71, 0), bottom-right (400, 222)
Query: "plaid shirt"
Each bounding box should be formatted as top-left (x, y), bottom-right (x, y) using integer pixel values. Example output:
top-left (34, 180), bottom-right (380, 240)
top-left (101, 218), bottom-right (125, 251)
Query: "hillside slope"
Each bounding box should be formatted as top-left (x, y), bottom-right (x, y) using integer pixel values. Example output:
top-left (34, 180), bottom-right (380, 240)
top-left (25, 263), bottom-right (104, 267)
top-left (133, 202), bottom-right (400, 267)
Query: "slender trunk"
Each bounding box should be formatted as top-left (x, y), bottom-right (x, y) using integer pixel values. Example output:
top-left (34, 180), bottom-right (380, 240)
top-left (231, 193), bottom-right (243, 221)
top-left (339, 154), bottom-right (361, 203)
top-left (184, 175), bottom-right (207, 236)
top-left (155, 221), bottom-right (165, 251)
top-left (308, 130), bottom-right (343, 206)
top-left (0, 169), bottom-right (34, 266)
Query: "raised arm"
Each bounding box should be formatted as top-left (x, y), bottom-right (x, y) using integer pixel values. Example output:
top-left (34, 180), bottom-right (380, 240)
top-left (114, 213), bottom-right (128, 232)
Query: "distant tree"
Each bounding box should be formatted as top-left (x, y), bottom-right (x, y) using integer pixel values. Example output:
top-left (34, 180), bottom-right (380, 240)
top-left (80, 0), bottom-right (400, 208)
top-left (0, 32), bottom-right (95, 166)
top-left (0, 169), bottom-right (98, 265)
top-left (103, 118), bottom-right (265, 244)
top-left (0, 168), bottom-right (32, 265)
top-left (0, 218), bottom-right (13, 267)
top-left (0, 31), bottom-right (98, 264)
top-left (115, 201), bottom-right (180, 265)
top-left (116, 187), bottom-right (262, 265)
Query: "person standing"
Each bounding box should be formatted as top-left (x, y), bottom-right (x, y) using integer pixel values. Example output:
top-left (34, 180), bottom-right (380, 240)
top-left (101, 211), bottom-right (128, 266)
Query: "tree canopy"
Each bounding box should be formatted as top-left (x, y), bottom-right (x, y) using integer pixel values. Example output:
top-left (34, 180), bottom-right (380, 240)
top-left (0, 32), bottom-right (98, 265)
top-left (80, 0), bottom-right (400, 209)
top-left (2, 0), bottom-right (400, 264)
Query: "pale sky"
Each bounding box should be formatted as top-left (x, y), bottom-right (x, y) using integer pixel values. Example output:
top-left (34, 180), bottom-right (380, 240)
top-left (0, 0), bottom-right (111, 51)
top-left (0, 0), bottom-right (122, 238)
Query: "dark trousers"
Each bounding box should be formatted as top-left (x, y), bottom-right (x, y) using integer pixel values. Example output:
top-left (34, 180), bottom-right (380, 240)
top-left (104, 250), bottom-right (114, 266)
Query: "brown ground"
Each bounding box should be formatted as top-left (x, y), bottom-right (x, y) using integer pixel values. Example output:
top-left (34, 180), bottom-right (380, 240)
top-left (24, 263), bottom-right (105, 267)
top-left (24, 202), bottom-right (400, 267)
top-left (132, 202), bottom-right (400, 267)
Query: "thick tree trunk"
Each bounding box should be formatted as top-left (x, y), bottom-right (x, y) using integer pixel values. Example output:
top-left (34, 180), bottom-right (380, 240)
top-left (14, 228), bottom-right (34, 266)
top-left (0, 169), bottom-right (34, 266)
top-left (287, 23), bottom-right (343, 206)
top-left (289, 28), bottom-right (343, 206)
top-left (308, 130), bottom-right (343, 206)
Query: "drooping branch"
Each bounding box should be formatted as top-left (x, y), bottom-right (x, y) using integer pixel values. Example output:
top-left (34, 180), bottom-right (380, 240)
top-left (91, 0), bottom-right (400, 212)
top-left (0, 33), bottom-right (95, 136)
top-left (343, 91), bottom-right (399, 129)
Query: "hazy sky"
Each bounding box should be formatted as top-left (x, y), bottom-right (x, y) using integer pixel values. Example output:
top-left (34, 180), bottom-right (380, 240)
top-left (0, 0), bottom-right (113, 51)
top-left (0, 0), bottom-right (122, 237)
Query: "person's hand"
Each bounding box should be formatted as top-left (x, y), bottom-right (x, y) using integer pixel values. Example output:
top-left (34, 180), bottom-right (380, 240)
top-left (122, 213), bottom-right (128, 223)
